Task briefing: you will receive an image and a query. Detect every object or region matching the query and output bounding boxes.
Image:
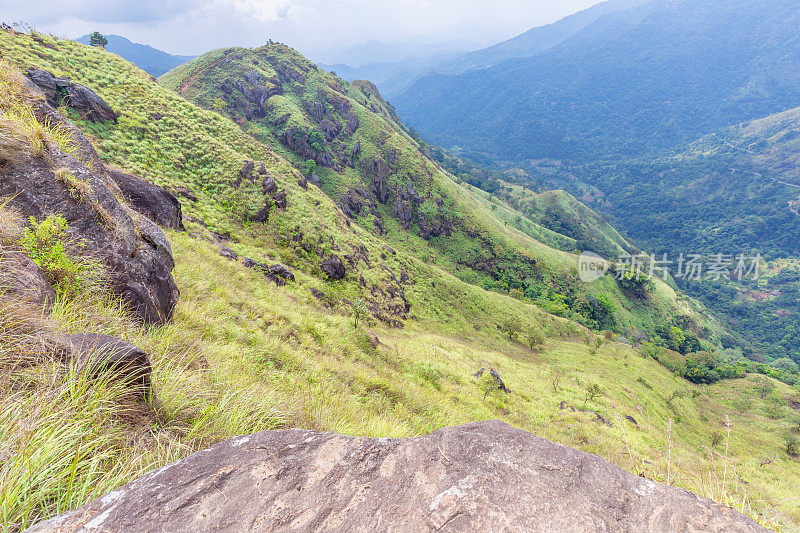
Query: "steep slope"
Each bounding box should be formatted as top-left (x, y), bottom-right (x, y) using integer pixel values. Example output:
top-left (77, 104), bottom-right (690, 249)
top-left (158, 43), bottom-right (700, 336)
top-left (76, 34), bottom-right (195, 77)
top-left (2, 29), bottom-right (800, 533)
top-left (394, 0), bottom-right (800, 163)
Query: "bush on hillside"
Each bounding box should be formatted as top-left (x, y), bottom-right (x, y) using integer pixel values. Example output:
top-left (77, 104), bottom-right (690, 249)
top-left (18, 215), bottom-right (100, 297)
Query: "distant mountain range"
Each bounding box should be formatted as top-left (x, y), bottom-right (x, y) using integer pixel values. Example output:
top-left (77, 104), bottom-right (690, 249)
top-left (320, 0), bottom-right (649, 99)
top-left (392, 0), bottom-right (800, 163)
top-left (76, 34), bottom-right (195, 77)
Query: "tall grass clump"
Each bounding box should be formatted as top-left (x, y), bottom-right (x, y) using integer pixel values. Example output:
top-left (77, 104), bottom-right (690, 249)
top-left (0, 364), bottom-right (154, 531)
top-left (0, 61), bottom-right (77, 160)
top-left (18, 215), bottom-right (102, 298)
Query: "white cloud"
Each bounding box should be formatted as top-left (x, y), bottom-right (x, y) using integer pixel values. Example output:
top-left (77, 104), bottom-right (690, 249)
top-left (191, 0), bottom-right (296, 22)
top-left (0, 0), bottom-right (601, 57)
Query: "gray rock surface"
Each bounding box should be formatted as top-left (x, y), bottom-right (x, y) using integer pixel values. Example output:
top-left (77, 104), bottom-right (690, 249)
top-left (0, 78), bottom-right (178, 325)
top-left (107, 169), bottom-right (184, 230)
top-left (25, 420), bottom-right (766, 533)
top-left (26, 68), bottom-right (118, 123)
top-left (60, 333), bottom-right (151, 397)
top-left (0, 251), bottom-right (56, 314)
top-left (321, 254), bottom-right (346, 280)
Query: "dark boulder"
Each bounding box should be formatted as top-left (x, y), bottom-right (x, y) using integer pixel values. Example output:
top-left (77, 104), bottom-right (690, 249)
top-left (474, 367), bottom-right (510, 393)
top-left (65, 84), bottom-right (119, 123)
top-left (0, 80), bottom-right (178, 325)
top-left (252, 203), bottom-right (271, 223)
top-left (262, 177), bottom-right (277, 196)
top-left (218, 245), bottom-right (238, 261)
top-left (297, 175), bottom-right (308, 189)
top-left (273, 189), bottom-right (287, 209)
top-left (26, 69), bottom-right (118, 123)
top-left (60, 333), bottom-right (151, 397)
top-left (265, 264), bottom-right (295, 283)
top-left (107, 169), bottom-right (184, 230)
top-left (239, 160), bottom-right (255, 179)
top-left (26, 421), bottom-right (767, 533)
top-left (321, 255), bottom-right (346, 280)
top-left (0, 251), bottom-right (56, 314)
top-left (242, 258), bottom-right (294, 286)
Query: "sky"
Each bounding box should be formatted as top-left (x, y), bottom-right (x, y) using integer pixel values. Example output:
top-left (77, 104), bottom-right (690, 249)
top-left (0, 0), bottom-right (601, 59)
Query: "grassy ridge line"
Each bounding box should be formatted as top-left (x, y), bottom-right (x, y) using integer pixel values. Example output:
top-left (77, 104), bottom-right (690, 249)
top-left (159, 41), bottom-right (716, 339)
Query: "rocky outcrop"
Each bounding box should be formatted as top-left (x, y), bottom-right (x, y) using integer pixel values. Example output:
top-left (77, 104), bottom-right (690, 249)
top-left (321, 254), bottom-right (346, 280)
top-left (107, 169), bottom-right (184, 230)
top-left (26, 420), bottom-right (766, 533)
top-left (26, 69), bottom-right (118, 123)
top-left (60, 333), bottom-right (151, 397)
top-left (474, 367), bottom-right (510, 393)
top-left (242, 258), bottom-right (295, 286)
top-left (0, 251), bottom-right (55, 314)
top-left (0, 78), bottom-right (178, 325)
top-left (273, 189), bottom-right (287, 209)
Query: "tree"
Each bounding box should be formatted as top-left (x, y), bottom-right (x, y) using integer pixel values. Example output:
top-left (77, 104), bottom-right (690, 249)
top-left (89, 32), bottom-right (108, 49)
top-left (526, 325), bottom-right (545, 352)
top-left (211, 97), bottom-right (227, 112)
top-left (351, 298), bottom-right (368, 328)
top-left (305, 159), bottom-right (317, 177)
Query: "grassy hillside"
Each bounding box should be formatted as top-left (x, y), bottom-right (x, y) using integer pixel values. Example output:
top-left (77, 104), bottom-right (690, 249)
top-left (75, 34), bottom-right (195, 77)
top-left (158, 42), bottom-right (704, 337)
top-left (1, 30), bottom-right (799, 532)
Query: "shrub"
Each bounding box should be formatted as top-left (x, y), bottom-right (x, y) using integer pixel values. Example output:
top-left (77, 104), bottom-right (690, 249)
top-left (18, 215), bottom-right (100, 297)
top-left (500, 316), bottom-right (522, 342)
top-left (785, 433), bottom-right (799, 456)
top-left (526, 325), bottom-right (545, 352)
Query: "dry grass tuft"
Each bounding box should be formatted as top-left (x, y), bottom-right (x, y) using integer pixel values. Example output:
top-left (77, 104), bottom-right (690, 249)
top-left (0, 61), bottom-right (77, 162)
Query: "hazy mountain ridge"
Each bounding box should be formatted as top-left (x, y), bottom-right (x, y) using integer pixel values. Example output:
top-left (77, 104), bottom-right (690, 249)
top-left (393, 0), bottom-right (800, 163)
top-left (76, 34), bottom-right (195, 77)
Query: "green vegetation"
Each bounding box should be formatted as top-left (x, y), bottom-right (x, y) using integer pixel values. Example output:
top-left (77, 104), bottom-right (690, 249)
top-left (19, 215), bottom-right (100, 298)
top-left (157, 40), bottom-right (711, 339)
top-left (88, 32), bottom-right (107, 49)
top-left (1, 29), bottom-right (799, 533)
top-left (393, 0), bottom-right (800, 163)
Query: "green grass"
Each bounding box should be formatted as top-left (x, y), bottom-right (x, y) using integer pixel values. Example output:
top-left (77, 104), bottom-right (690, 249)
top-left (156, 40), bottom-right (719, 341)
top-left (5, 230), bottom-right (799, 530)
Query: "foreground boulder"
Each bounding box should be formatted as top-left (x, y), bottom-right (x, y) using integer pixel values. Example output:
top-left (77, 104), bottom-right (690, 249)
top-left (60, 333), bottom-right (151, 397)
top-left (26, 421), bottom-right (764, 532)
top-left (0, 77), bottom-right (178, 324)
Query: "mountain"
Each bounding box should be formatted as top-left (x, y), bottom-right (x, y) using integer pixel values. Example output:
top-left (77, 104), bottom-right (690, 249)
top-left (393, 0), bottom-right (800, 163)
top-left (435, 0), bottom-right (649, 75)
top-left (3, 29), bottom-right (800, 532)
top-left (311, 37), bottom-right (483, 67)
top-left (159, 43), bottom-right (692, 335)
top-left (318, 51), bottom-right (462, 100)
top-left (76, 34), bottom-right (195, 77)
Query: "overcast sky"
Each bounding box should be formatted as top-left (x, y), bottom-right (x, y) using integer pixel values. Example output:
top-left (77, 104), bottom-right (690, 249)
top-left (0, 0), bottom-right (601, 58)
